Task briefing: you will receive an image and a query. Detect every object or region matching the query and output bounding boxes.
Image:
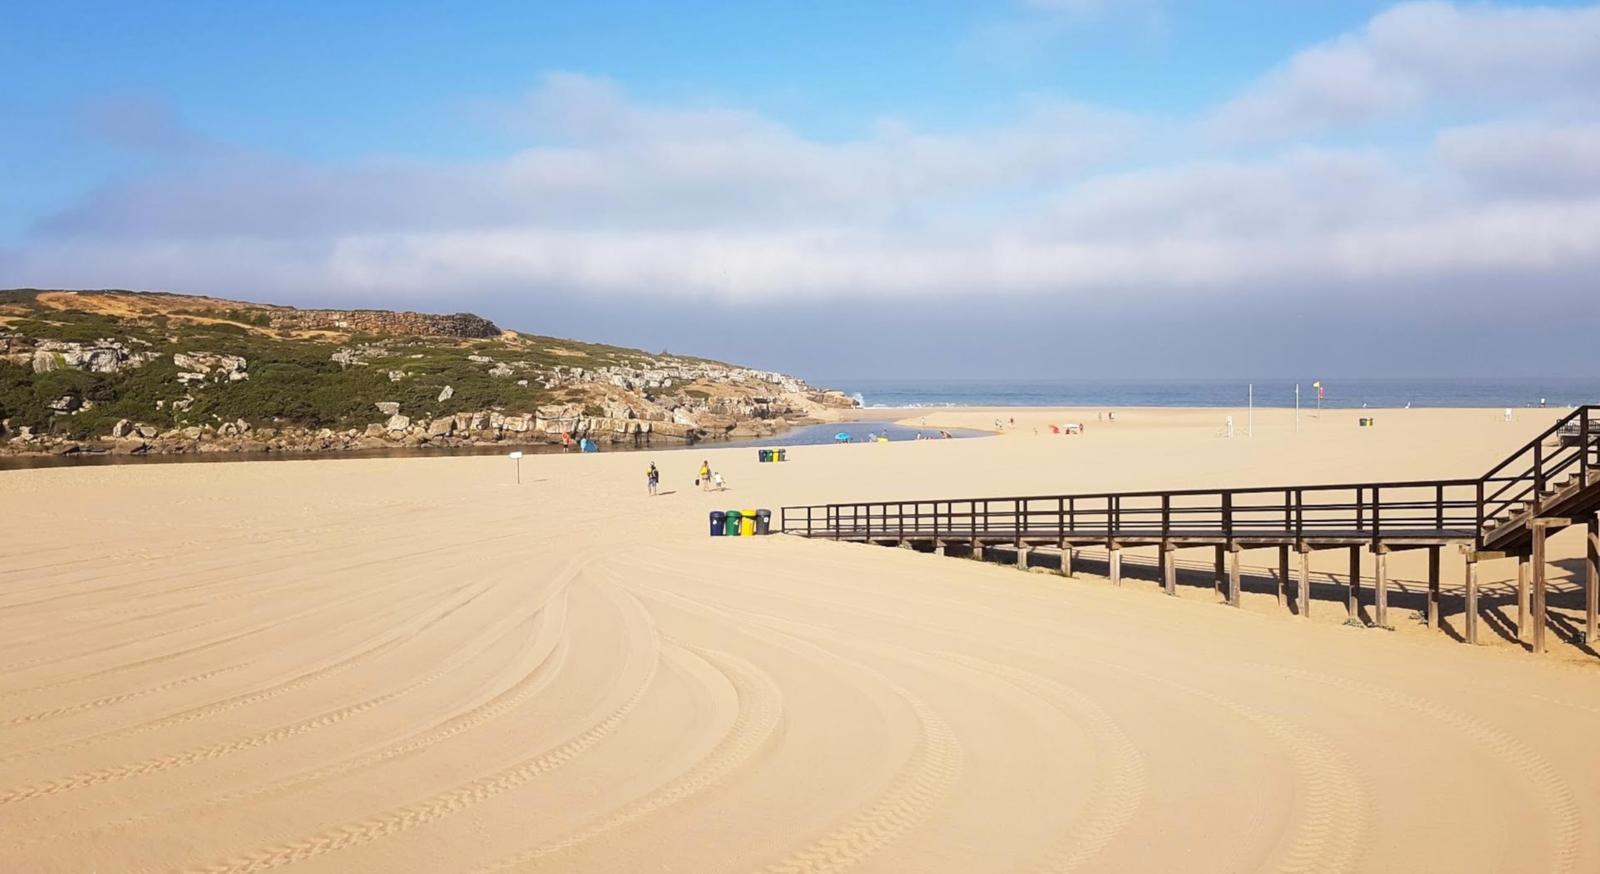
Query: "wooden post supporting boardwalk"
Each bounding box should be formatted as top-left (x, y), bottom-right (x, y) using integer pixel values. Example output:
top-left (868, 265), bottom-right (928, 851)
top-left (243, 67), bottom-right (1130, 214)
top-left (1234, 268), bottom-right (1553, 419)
top-left (1060, 548), bottom-right (1073, 577)
top-left (1531, 524), bottom-right (1549, 654)
top-left (1464, 553), bottom-right (1481, 645)
top-left (1517, 555), bottom-right (1531, 644)
top-left (1426, 546), bottom-right (1441, 630)
top-left (1588, 515), bottom-right (1598, 645)
top-left (1374, 548), bottom-right (1390, 629)
top-left (1347, 546), bottom-right (1361, 622)
top-left (1297, 546), bottom-right (1312, 619)
top-left (1277, 545), bottom-right (1289, 610)
top-left (1214, 545), bottom-right (1225, 594)
top-left (1109, 548), bottom-right (1123, 587)
top-left (1227, 546), bottom-right (1241, 607)
top-left (1162, 543), bottom-right (1177, 596)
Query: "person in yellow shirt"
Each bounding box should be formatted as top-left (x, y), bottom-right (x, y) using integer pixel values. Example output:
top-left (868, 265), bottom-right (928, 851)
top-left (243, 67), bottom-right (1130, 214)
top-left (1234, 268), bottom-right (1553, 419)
top-left (698, 460), bottom-right (711, 490)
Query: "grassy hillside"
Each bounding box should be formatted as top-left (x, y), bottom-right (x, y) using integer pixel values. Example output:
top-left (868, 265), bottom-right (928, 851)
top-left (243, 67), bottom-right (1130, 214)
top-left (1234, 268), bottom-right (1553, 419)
top-left (0, 289), bottom-right (797, 443)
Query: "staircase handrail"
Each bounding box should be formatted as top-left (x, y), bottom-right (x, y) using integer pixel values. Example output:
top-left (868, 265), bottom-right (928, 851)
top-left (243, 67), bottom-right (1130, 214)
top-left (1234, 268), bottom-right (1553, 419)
top-left (1479, 405), bottom-right (1595, 483)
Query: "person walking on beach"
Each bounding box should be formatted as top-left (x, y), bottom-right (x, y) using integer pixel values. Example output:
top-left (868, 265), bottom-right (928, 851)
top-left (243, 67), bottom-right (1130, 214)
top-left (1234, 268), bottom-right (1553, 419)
top-left (698, 460), bottom-right (711, 490)
top-left (646, 462), bottom-right (659, 496)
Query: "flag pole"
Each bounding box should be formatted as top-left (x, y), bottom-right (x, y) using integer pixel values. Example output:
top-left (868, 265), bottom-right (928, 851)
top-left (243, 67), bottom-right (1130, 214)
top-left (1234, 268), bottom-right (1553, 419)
top-left (1295, 384), bottom-right (1301, 433)
top-left (1248, 384), bottom-right (1254, 438)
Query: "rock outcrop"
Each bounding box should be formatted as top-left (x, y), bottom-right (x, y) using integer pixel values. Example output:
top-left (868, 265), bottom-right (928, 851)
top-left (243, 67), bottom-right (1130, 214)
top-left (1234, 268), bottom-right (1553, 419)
top-left (269, 309), bottom-right (499, 338)
top-left (29, 339), bottom-right (160, 374)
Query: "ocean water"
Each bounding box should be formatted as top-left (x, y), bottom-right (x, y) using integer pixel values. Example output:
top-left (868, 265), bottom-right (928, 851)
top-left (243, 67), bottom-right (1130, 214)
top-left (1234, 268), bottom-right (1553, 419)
top-left (831, 378), bottom-right (1600, 410)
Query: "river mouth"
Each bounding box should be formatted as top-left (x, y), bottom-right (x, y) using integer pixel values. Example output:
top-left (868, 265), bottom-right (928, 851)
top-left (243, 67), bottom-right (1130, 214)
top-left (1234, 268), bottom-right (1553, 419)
top-left (0, 420), bottom-right (987, 470)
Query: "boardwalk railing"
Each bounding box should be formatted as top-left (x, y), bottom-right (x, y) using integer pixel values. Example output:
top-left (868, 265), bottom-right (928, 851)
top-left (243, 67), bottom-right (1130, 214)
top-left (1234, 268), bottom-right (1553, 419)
top-left (781, 479), bottom-right (1482, 548)
top-left (780, 405), bottom-right (1599, 553)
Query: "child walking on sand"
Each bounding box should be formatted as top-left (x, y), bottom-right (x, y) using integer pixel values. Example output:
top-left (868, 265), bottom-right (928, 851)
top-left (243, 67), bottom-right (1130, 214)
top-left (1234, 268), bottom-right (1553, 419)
top-left (646, 462), bottom-right (659, 496)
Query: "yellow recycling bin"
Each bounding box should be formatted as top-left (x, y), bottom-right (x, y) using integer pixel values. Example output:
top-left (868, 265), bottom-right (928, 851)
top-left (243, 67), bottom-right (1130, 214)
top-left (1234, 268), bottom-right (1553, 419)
top-left (739, 509), bottom-right (757, 536)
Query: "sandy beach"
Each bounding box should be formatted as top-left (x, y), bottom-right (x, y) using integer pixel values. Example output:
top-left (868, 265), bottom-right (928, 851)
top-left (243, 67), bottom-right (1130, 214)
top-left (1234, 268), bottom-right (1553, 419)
top-left (3, 406), bottom-right (1599, 872)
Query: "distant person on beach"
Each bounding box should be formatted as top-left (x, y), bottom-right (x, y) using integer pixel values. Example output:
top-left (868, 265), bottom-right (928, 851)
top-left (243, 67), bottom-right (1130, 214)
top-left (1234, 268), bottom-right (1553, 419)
top-left (712, 471), bottom-right (726, 491)
top-left (646, 462), bottom-right (659, 496)
top-left (698, 460), bottom-right (711, 490)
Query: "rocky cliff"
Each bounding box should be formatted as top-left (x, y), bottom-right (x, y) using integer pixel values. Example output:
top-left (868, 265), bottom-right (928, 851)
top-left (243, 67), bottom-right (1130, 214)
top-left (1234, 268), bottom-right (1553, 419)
top-left (266, 309), bottom-right (501, 338)
top-left (0, 289), bottom-right (857, 457)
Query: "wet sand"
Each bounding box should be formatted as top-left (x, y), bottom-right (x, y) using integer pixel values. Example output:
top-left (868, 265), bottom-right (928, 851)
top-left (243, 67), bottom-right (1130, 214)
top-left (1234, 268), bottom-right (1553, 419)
top-left (2, 406), bottom-right (1598, 872)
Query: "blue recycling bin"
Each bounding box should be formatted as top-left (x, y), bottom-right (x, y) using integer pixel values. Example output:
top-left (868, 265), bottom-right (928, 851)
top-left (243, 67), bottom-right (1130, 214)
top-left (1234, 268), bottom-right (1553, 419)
top-left (709, 511), bottom-right (726, 537)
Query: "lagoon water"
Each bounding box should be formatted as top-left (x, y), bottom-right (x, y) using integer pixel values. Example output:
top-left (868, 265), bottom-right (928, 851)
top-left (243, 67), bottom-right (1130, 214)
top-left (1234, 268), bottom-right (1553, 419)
top-left (832, 377), bottom-right (1600, 410)
top-left (0, 420), bottom-right (986, 470)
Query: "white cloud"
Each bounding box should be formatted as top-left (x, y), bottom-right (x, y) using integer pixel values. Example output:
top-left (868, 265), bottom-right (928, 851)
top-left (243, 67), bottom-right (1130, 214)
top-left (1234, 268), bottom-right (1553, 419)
top-left (1213, 1), bottom-right (1600, 139)
top-left (7, 5), bottom-right (1600, 311)
top-left (1435, 120), bottom-right (1600, 195)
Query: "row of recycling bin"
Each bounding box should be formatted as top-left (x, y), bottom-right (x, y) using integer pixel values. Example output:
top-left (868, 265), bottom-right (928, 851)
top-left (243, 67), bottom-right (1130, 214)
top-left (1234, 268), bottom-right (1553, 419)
top-left (711, 509), bottom-right (771, 537)
top-left (757, 449), bottom-right (788, 462)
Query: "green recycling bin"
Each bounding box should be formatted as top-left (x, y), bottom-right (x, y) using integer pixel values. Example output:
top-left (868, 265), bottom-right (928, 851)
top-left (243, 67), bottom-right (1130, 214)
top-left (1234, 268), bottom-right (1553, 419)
top-left (724, 510), bottom-right (743, 537)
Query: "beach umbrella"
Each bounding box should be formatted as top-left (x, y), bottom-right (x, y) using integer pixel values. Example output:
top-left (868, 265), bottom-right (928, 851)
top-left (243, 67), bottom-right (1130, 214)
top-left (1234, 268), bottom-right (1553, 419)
top-left (834, 432), bottom-right (851, 442)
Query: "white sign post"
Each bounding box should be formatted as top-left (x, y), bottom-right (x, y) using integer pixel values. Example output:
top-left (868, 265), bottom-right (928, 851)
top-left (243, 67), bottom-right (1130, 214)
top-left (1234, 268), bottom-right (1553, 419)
top-left (509, 450), bottom-right (524, 484)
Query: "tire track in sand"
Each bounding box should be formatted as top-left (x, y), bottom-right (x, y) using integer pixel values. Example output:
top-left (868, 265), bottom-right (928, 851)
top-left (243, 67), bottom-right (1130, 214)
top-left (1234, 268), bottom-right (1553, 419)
top-left (0, 527), bottom-right (531, 677)
top-left (624, 581), bottom-right (963, 874)
top-left (757, 695), bottom-right (958, 874)
top-left (24, 587), bottom-right (575, 849)
top-left (181, 582), bottom-right (662, 874)
top-left (1090, 659), bottom-right (1371, 874)
top-left (0, 662), bottom-right (255, 727)
top-left (1271, 666), bottom-right (1580, 874)
top-left (0, 579), bottom-right (487, 765)
top-left (0, 580), bottom-right (562, 806)
top-left (474, 644), bottom-right (784, 872)
top-left (933, 652), bottom-right (1147, 873)
top-left (0, 562), bottom-right (445, 689)
top-left (631, 569), bottom-right (1359, 874)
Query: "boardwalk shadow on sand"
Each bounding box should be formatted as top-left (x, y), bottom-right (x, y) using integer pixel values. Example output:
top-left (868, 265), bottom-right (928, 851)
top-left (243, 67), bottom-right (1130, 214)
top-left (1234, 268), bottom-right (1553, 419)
top-left (948, 542), bottom-right (1596, 656)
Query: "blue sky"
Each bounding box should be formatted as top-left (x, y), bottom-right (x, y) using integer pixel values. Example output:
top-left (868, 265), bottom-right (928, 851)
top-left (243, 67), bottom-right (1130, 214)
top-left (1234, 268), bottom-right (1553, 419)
top-left (4, 1), bottom-right (1599, 379)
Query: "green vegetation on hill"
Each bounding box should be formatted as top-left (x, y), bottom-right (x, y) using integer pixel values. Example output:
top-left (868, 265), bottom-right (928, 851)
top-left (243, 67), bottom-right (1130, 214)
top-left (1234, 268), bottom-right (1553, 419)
top-left (0, 290), bottom-right (739, 441)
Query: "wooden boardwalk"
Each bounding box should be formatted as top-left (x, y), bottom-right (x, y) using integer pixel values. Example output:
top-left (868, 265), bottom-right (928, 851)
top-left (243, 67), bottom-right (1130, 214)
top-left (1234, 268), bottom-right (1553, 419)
top-left (783, 405), bottom-right (1600, 655)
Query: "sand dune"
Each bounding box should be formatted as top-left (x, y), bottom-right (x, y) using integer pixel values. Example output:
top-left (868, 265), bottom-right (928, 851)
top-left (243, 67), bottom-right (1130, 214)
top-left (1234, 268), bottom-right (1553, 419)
top-left (3, 407), bottom-right (1599, 872)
